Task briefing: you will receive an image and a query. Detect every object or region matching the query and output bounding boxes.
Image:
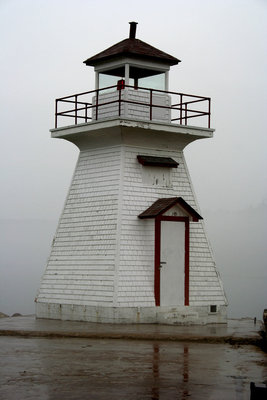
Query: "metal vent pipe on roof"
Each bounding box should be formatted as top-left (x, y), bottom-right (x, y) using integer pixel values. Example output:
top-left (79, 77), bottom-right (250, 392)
top-left (129, 21), bottom-right (138, 39)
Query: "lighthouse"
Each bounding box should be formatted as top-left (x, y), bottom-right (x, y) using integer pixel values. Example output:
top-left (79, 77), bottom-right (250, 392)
top-left (36, 23), bottom-right (227, 324)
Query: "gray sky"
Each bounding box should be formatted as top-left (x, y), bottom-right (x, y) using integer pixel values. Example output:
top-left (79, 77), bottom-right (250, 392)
top-left (0, 0), bottom-right (266, 318)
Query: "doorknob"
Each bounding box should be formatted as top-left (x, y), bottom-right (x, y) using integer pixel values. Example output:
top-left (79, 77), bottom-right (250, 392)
top-left (159, 261), bottom-right (166, 269)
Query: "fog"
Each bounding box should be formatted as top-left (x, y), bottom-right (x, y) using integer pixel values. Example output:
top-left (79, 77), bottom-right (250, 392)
top-left (0, 0), bottom-right (266, 319)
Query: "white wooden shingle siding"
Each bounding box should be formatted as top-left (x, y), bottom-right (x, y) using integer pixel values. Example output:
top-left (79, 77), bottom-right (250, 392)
top-left (93, 89), bottom-right (171, 122)
top-left (38, 146), bottom-right (121, 306)
top-left (38, 139), bottom-right (226, 308)
top-left (119, 146), bottom-right (226, 306)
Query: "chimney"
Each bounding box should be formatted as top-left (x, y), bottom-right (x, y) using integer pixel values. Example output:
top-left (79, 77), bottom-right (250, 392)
top-left (129, 21), bottom-right (138, 39)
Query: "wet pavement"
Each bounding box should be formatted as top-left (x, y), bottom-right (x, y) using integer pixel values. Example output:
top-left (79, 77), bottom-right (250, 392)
top-left (0, 316), bottom-right (266, 399)
top-left (1, 336), bottom-right (266, 400)
top-left (0, 315), bottom-right (264, 344)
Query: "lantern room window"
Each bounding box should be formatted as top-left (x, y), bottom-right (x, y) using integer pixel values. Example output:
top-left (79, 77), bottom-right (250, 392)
top-left (130, 67), bottom-right (165, 90)
top-left (99, 73), bottom-right (121, 90)
top-left (98, 67), bottom-right (166, 91)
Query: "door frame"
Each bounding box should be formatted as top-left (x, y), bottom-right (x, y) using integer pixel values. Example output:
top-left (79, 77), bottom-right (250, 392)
top-left (154, 215), bottom-right (190, 306)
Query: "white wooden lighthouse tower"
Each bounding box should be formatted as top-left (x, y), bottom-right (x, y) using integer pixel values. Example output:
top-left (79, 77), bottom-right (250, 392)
top-left (36, 23), bottom-right (227, 324)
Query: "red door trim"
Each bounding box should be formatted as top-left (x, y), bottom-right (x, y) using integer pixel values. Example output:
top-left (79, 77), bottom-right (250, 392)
top-left (184, 219), bottom-right (190, 306)
top-left (154, 217), bottom-right (161, 306)
top-left (154, 216), bottom-right (190, 306)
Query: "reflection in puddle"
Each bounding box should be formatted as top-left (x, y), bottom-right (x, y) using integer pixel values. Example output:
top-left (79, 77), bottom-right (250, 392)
top-left (182, 346), bottom-right (189, 399)
top-left (151, 343), bottom-right (190, 399)
top-left (151, 344), bottom-right (159, 400)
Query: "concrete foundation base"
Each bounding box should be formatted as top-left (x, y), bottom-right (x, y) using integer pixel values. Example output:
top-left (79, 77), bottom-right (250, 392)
top-left (36, 302), bottom-right (227, 325)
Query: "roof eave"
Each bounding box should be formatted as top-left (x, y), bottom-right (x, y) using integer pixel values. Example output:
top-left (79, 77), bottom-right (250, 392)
top-left (84, 53), bottom-right (180, 67)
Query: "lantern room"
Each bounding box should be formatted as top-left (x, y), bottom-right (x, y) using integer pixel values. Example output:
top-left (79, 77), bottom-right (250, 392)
top-left (55, 22), bottom-right (211, 129)
top-left (84, 22), bottom-right (179, 92)
top-left (83, 22), bottom-right (179, 122)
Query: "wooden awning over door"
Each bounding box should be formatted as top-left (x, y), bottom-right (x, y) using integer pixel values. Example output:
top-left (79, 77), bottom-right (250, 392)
top-left (138, 197), bottom-right (203, 222)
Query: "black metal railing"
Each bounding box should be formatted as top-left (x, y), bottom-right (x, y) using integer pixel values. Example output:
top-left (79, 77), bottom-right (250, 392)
top-left (54, 85), bottom-right (211, 129)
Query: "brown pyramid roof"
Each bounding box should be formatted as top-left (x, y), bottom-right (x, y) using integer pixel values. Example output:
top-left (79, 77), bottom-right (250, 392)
top-left (84, 38), bottom-right (180, 67)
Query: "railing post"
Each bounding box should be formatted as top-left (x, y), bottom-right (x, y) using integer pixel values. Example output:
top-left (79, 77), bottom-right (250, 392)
top-left (96, 90), bottom-right (99, 121)
top-left (180, 94), bottom-right (183, 125)
top-left (85, 103), bottom-right (88, 123)
top-left (185, 103), bottom-right (188, 126)
top-left (150, 89), bottom-right (153, 120)
top-left (75, 95), bottom-right (78, 125)
top-left (55, 99), bottom-right (58, 128)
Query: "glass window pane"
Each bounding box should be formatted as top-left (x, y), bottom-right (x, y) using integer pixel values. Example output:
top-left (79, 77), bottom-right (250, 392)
top-left (139, 73), bottom-right (165, 90)
top-left (99, 73), bottom-right (119, 90)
